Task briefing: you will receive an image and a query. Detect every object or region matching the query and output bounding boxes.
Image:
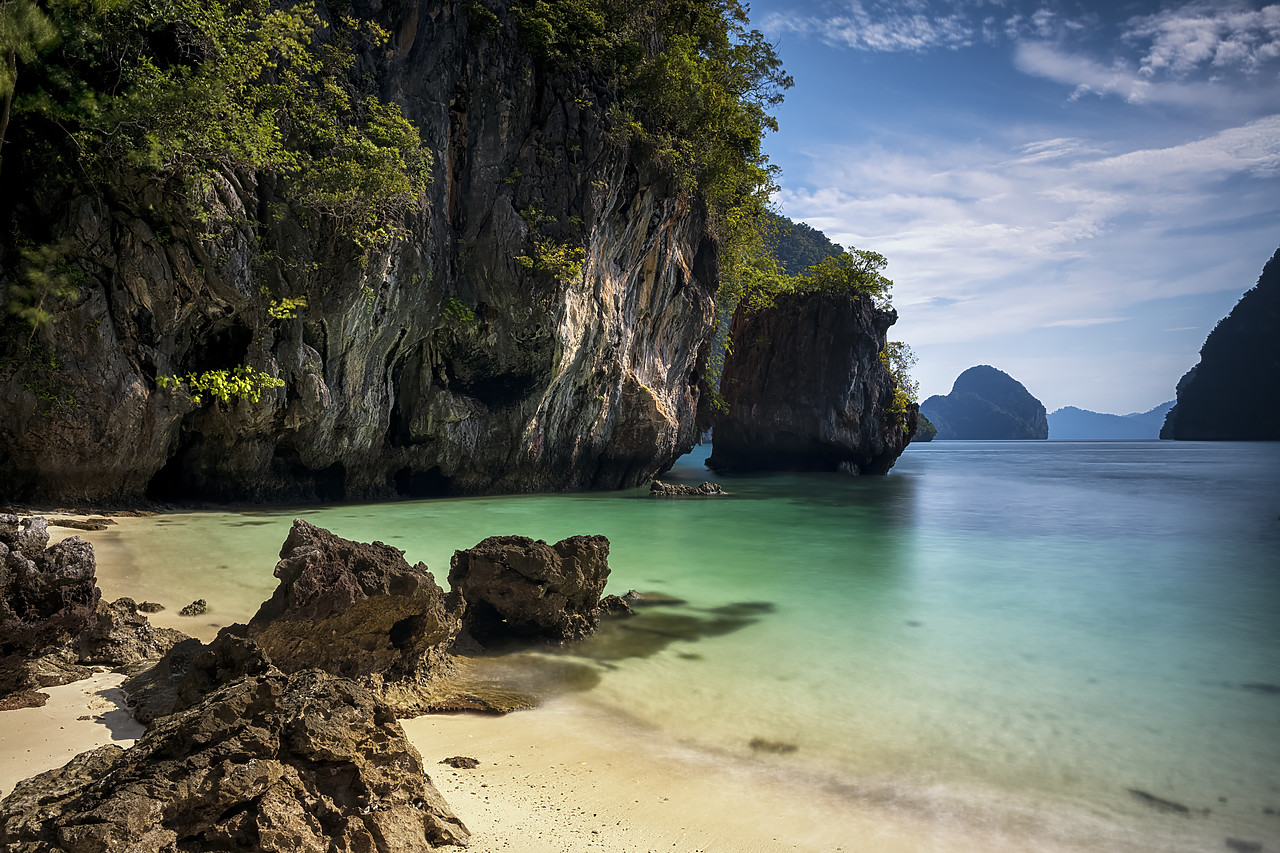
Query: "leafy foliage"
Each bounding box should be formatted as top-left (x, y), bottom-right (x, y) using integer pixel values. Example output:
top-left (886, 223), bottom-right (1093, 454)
top-left (516, 239), bottom-right (585, 284)
top-left (879, 341), bottom-right (919, 434)
top-left (10, 0), bottom-right (430, 245)
top-left (8, 240), bottom-right (81, 330)
top-left (267, 296), bottom-right (308, 320)
top-left (157, 365), bottom-right (284, 405)
top-left (765, 211), bottom-right (843, 274)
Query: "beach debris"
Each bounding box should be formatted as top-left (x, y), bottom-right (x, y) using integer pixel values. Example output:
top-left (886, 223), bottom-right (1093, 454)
top-left (749, 737), bottom-right (798, 755)
top-left (0, 671), bottom-right (470, 850)
top-left (178, 599), bottom-right (207, 616)
top-left (648, 480), bottom-right (727, 497)
top-left (450, 534), bottom-right (611, 643)
top-left (441, 756), bottom-right (480, 769)
top-left (1128, 789), bottom-right (1191, 815)
top-left (137, 601), bottom-right (164, 613)
top-left (1225, 839), bottom-right (1263, 852)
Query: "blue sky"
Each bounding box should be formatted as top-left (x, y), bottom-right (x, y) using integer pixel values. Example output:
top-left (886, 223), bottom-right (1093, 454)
top-left (749, 0), bottom-right (1280, 413)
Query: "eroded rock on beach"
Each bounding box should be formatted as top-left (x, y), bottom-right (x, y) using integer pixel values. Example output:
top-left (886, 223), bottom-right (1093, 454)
top-left (0, 515), bottom-right (184, 707)
top-left (0, 670), bottom-right (469, 851)
top-left (248, 519), bottom-right (462, 684)
top-left (450, 535), bottom-right (611, 643)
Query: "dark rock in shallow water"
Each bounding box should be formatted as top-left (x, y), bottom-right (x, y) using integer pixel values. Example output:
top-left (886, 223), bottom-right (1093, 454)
top-left (1128, 788), bottom-right (1191, 814)
top-left (1242, 682), bottom-right (1280, 695)
top-left (748, 737), bottom-right (798, 755)
top-left (0, 670), bottom-right (469, 851)
top-left (450, 535), bottom-right (611, 643)
top-left (137, 601), bottom-right (164, 613)
top-left (708, 290), bottom-right (916, 474)
top-left (1225, 839), bottom-right (1263, 852)
top-left (649, 480), bottom-right (726, 497)
top-left (598, 594), bottom-right (635, 616)
top-left (621, 590), bottom-right (687, 608)
top-left (177, 598), bottom-right (206, 616)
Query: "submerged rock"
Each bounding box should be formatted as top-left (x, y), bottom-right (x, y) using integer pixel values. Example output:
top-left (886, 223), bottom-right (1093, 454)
top-left (178, 599), bottom-right (207, 616)
top-left (450, 535), bottom-right (611, 643)
top-left (708, 290), bottom-right (916, 475)
top-left (0, 670), bottom-right (469, 851)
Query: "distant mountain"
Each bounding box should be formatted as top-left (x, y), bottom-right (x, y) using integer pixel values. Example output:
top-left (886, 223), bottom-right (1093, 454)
top-left (1048, 402), bottom-right (1174, 440)
top-left (766, 212), bottom-right (844, 274)
top-left (1162, 246), bottom-right (1280, 440)
top-left (920, 366), bottom-right (1048, 440)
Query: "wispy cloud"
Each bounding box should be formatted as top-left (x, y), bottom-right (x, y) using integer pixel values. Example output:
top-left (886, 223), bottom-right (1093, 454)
top-left (779, 116), bottom-right (1280, 348)
top-left (761, 0), bottom-right (979, 52)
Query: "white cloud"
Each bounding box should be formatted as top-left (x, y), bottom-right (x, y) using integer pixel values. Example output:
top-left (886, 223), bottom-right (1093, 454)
top-left (762, 0), bottom-right (977, 52)
top-left (778, 116), bottom-right (1280, 352)
top-left (1124, 2), bottom-right (1280, 77)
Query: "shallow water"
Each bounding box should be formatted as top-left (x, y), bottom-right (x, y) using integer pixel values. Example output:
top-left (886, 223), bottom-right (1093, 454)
top-left (93, 441), bottom-right (1280, 851)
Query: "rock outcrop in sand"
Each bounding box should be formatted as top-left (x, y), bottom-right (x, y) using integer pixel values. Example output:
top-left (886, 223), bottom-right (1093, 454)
top-left (0, 515), bottom-right (185, 710)
top-left (0, 670), bottom-right (468, 851)
top-left (449, 535), bottom-right (611, 644)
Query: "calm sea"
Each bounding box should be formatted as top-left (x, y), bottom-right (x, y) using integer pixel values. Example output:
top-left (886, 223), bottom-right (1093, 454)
top-left (96, 440), bottom-right (1280, 851)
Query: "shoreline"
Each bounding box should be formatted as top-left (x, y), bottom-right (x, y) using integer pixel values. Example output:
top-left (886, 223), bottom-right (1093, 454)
top-left (3, 511), bottom-right (1249, 852)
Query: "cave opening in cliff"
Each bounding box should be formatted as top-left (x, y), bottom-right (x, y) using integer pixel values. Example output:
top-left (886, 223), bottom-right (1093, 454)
top-left (185, 318), bottom-right (253, 375)
top-left (145, 450), bottom-right (189, 501)
top-left (392, 466), bottom-right (452, 498)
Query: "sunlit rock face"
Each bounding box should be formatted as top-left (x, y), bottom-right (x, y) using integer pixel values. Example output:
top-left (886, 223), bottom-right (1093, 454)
top-left (0, 3), bottom-right (716, 504)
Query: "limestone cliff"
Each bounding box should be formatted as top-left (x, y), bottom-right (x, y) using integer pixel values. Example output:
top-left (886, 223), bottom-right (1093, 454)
top-left (0, 2), bottom-right (717, 503)
top-left (707, 291), bottom-right (916, 475)
top-left (1161, 246), bottom-right (1280, 441)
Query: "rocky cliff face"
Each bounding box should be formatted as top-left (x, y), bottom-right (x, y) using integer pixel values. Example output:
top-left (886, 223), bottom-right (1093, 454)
top-left (921, 365), bottom-right (1048, 440)
top-left (707, 291), bottom-right (915, 475)
top-left (1161, 246), bottom-right (1280, 440)
top-left (0, 2), bottom-right (717, 503)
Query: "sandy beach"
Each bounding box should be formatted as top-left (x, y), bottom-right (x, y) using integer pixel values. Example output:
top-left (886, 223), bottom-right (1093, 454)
top-left (0, 515), bottom-right (1183, 852)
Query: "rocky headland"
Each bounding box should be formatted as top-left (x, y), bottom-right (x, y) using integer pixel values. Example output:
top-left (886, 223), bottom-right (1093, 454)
top-left (707, 290), bottom-right (917, 474)
top-left (0, 2), bottom-right (718, 505)
top-left (920, 365), bottom-right (1048, 440)
top-left (1161, 246), bottom-right (1280, 440)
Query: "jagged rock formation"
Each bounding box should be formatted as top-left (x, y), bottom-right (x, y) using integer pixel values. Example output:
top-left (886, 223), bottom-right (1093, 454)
top-left (920, 366), bottom-right (1047, 440)
top-left (1048, 401), bottom-right (1173, 440)
top-left (1161, 247), bottom-right (1280, 440)
top-left (0, 670), bottom-right (469, 851)
top-left (0, 515), bottom-right (185, 709)
top-left (707, 291), bottom-right (916, 475)
top-left (449, 535), bottom-right (611, 643)
top-left (248, 519), bottom-right (461, 684)
top-left (0, 3), bottom-right (716, 504)
top-left (126, 519), bottom-right (463, 718)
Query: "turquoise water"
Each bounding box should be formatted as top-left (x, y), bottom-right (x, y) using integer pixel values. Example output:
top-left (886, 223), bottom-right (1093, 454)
top-left (100, 441), bottom-right (1280, 851)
